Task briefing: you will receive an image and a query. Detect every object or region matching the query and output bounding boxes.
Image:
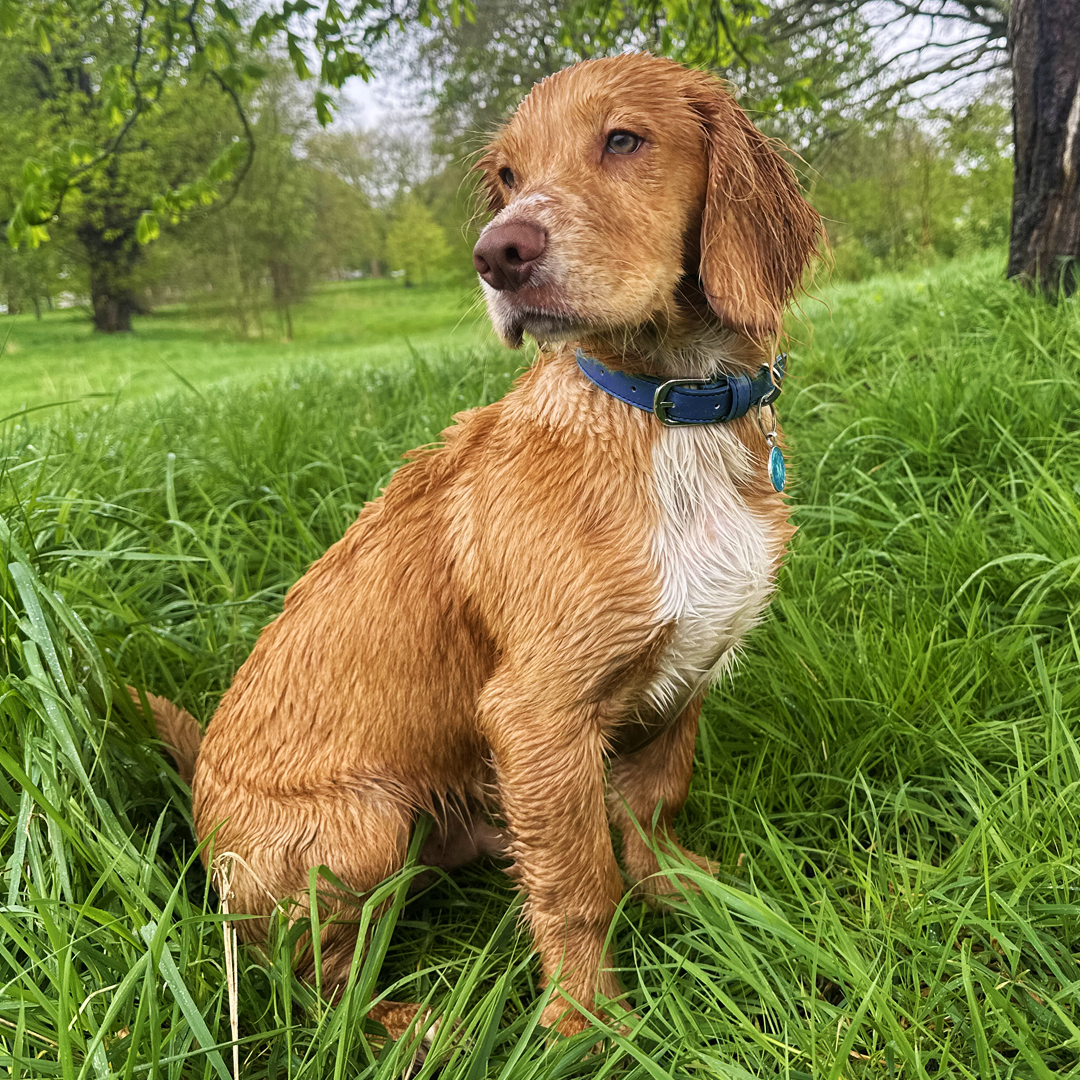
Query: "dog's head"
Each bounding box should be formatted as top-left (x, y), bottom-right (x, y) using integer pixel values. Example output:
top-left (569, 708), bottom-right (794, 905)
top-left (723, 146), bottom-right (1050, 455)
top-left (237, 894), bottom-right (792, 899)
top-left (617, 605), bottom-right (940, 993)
top-left (472, 54), bottom-right (821, 363)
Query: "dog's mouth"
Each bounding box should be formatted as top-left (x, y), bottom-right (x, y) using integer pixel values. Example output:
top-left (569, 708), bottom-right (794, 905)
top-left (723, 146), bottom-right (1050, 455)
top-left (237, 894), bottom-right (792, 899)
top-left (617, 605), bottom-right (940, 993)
top-left (504, 308), bottom-right (589, 347)
top-left (482, 276), bottom-right (593, 347)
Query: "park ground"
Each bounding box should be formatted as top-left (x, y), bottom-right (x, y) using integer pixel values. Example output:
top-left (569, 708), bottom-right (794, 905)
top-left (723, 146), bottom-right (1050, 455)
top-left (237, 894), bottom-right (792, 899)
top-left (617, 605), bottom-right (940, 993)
top-left (0, 278), bottom-right (494, 416)
top-left (0, 250), bottom-right (1078, 1078)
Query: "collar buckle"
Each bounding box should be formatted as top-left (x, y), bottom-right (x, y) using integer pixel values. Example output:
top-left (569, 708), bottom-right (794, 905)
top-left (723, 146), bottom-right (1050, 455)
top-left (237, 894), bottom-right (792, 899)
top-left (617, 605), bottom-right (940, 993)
top-left (652, 378), bottom-right (711, 426)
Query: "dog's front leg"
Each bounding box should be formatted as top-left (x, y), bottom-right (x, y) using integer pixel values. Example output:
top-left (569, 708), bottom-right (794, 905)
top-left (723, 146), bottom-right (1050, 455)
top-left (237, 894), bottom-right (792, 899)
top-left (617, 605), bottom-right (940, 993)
top-left (607, 696), bottom-right (716, 898)
top-left (480, 674), bottom-right (625, 1035)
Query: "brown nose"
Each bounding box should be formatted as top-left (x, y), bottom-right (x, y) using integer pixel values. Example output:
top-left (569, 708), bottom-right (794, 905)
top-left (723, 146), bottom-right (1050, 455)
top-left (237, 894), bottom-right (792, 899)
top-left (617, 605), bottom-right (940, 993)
top-left (473, 221), bottom-right (548, 291)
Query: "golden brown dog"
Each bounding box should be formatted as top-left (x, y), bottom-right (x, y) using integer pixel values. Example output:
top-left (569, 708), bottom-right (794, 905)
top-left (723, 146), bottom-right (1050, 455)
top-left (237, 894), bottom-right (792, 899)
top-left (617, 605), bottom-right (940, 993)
top-left (140, 52), bottom-right (820, 1048)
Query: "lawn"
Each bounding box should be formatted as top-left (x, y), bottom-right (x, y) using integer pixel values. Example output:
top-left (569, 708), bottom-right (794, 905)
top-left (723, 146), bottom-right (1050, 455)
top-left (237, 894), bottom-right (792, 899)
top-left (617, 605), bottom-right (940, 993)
top-left (1, 249), bottom-right (1078, 1078)
top-left (0, 277), bottom-right (494, 416)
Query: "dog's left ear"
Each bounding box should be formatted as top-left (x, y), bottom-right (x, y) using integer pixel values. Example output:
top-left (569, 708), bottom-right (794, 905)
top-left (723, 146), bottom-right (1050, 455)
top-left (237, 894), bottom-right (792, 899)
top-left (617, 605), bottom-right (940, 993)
top-left (690, 80), bottom-right (821, 343)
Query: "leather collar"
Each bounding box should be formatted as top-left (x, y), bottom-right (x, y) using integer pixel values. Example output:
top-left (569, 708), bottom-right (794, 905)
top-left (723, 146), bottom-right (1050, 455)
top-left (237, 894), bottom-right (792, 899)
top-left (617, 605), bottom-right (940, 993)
top-left (575, 348), bottom-right (785, 426)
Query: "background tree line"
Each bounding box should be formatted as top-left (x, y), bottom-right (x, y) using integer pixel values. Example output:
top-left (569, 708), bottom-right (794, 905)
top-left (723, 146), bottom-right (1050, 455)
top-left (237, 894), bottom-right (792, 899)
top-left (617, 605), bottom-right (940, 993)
top-left (0, 7), bottom-right (467, 335)
top-left (0, 0), bottom-right (1069, 335)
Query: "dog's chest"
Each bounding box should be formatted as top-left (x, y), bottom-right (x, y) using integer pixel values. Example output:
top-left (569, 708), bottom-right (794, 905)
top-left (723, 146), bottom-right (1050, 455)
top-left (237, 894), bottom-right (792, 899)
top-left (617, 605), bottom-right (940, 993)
top-left (644, 425), bottom-right (776, 718)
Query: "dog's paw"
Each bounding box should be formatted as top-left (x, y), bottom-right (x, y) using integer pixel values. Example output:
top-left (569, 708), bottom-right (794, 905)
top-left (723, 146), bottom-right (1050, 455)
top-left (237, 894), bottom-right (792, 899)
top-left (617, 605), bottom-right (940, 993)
top-left (401, 1013), bottom-right (442, 1080)
top-left (633, 846), bottom-right (717, 904)
top-left (540, 985), bottom-right (636, 1039)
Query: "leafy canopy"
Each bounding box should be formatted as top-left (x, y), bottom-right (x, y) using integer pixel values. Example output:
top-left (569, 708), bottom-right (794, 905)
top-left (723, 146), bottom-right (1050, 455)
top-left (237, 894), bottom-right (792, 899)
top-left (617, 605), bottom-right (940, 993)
top-left (0, 0), bottom-right (464, 247)
top-left (2, 0), bottom-right (788, 248)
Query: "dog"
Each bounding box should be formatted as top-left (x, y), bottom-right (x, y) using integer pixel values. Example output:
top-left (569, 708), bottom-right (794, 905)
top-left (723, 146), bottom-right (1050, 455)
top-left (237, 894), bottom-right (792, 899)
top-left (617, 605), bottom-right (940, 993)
top-left (139, 52), bottom-right (820, 1051)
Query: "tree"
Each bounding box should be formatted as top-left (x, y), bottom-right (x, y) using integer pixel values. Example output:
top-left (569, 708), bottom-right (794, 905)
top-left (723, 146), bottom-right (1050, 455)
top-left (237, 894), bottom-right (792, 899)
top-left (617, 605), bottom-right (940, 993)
top-left (306, 148), bottom-right (387, 280)
top-left (0, 1), bottom-right (243, 330)
top-left (767, 1), bottom-right (1079, 295)
top-left (764, 2), bottom-right (1008, 113)
top-left (305, 128), bottom-right (387, 275)
top-left (385, 195), bottom-right (449, 286)
top-left (159, 69), bottom-right (353, 338)
top-left (12, 0), bottom-right (1073, 299)
top-left (0, 243), bottom-right (59, 316)
top-left (408, 1), bottom-right (797, 150)
top-left (811, 102), bottom-right (1012, 276)
top-left (2, 0), bottom-right (458, 252)
top-left (408, 1), bottom-right (577, 146)
top-left (1007, 0), bottom-right (1080, 293)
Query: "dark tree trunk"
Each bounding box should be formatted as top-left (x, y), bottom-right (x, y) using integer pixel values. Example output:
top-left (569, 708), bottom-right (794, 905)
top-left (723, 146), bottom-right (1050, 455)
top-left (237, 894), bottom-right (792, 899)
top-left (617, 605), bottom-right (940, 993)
top-left (1007, 0), bottom-right (1080, 294)
top-left (77, 221), bottom-right (140, 333)
top-left (88, 275), bottom-right (135, 332)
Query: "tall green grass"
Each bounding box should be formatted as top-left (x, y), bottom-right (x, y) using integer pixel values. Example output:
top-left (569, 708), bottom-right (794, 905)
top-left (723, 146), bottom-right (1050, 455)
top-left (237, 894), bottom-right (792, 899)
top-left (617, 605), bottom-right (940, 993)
top-left (1, 251), bottom-right (1078, 1078)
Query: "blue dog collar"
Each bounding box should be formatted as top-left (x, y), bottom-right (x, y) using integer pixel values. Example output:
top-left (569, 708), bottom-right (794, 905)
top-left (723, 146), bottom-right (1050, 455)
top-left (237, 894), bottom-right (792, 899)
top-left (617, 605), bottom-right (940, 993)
top-left (575, 349), bottom-right (785, 427)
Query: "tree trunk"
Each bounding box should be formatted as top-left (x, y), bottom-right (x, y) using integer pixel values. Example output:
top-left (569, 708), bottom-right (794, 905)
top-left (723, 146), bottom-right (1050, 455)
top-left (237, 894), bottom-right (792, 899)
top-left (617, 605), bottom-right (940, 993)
top-left (1007, 0), bottom-right (1080, 294)
top-left (77, 222), bottom-right (140, 333)
top-left (88, 277), bottom-right (135, 332)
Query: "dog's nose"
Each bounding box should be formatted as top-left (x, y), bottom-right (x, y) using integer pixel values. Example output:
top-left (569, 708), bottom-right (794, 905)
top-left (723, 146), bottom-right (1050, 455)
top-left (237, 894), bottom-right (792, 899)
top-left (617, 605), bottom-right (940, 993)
top-left (473, 221), bottom-right (547, 291)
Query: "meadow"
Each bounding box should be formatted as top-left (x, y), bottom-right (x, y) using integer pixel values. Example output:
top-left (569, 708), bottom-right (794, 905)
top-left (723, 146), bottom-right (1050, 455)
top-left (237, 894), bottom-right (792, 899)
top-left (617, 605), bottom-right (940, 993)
top-left (1, 249), bottom-right (1078, 1079)
top-left (0, 278), bottom-right (493, 416)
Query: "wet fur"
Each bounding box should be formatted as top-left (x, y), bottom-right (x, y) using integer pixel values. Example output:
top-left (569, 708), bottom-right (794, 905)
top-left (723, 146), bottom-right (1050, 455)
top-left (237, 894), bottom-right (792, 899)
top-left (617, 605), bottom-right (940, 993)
top-left (139, 53), bottom-right (821, 1041)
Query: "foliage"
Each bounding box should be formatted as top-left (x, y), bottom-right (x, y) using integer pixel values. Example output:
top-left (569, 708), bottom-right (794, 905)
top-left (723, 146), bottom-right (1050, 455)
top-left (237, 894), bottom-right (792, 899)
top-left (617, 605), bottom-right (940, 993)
top-left (767, 1), bottom-right (1009, 110)
top-left (3, 0), bottom-right (796, 252)
top-left (740, 5), bottom-right (876, 150)
top-left (405, 0), bottom-right (1012, 279)
top-left (813, 99), bottom-right (1013, 278)
top-left (0, 0), bottom-right (1033, 324)
top-left (0, 241), bottom-right (59, 316)
top-left (385, 195), bottom-right (451, 286)
top-left (412, 0), bottom-right (792, 149)
top-left (0, 0), bottom-right (245, 329)
top-left (1, 0), bottom-right (461, 249)
top-left (159, 69), bottom-right (326, 339)
top-left (305, 129), bottom-right (388, 275)
top-left (1, 252), bottom-right (1079, 1075)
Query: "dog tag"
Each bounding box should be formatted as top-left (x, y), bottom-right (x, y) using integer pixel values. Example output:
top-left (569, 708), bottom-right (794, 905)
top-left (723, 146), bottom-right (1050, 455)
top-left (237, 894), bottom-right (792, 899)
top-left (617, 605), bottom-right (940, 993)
top-left (768, 445), bottom-right (786, 492)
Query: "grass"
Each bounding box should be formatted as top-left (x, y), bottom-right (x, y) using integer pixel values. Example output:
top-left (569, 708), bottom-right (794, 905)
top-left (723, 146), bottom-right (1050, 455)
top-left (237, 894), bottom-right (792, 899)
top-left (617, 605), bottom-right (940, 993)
top-left (0, 277), bottom-right (493, 415)
top-left (1, 247), bottom-right (1079, 1078)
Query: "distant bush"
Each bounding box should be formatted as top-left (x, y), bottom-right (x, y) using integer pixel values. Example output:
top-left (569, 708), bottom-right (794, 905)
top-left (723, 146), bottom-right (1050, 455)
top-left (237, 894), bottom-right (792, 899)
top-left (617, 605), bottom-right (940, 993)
top-left (811, 100), bottom-right (1012, 280)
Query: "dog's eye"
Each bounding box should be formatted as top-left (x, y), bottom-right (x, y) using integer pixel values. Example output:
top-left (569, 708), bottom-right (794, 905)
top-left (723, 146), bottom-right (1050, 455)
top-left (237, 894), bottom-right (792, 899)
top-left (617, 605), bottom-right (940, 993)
top-left (605, 131), bottom-right (643, 156)
top-left (499, 167), bottom-right (515, 189)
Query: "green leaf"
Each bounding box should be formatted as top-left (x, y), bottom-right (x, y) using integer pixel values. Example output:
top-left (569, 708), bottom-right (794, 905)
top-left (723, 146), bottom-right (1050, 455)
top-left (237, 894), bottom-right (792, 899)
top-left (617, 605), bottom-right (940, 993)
top-left (212, 0), bottom-right (242, 28)
top-left (314, 90), bottom-right (334, 126)
top-left (136, 211), bottom-right (160, 244)
top-left (138, 923), bottom-right (232, 1080)
top-left (287, 34), bottom-right (311, 80)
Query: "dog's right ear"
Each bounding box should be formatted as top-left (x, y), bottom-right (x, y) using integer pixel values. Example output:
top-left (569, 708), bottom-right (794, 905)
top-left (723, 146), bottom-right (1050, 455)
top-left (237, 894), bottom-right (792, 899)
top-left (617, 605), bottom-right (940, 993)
top-left (472, 149), bottom-right (508, 216)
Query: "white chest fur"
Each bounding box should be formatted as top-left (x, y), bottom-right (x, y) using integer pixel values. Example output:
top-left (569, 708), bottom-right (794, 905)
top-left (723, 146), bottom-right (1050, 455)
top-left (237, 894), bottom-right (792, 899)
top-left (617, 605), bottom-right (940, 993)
top-left (645, 424), bottom-right (777, 718)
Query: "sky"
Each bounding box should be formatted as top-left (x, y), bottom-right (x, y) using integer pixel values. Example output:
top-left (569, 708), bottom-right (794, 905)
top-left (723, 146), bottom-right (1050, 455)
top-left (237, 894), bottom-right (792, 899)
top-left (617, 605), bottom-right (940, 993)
top-left (343, 75), bottom-right (397, 127)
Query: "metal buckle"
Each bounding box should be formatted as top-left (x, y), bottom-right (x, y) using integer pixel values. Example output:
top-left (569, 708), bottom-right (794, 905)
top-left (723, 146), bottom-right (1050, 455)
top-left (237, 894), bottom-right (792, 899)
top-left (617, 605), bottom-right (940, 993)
top-left (758, 362), bottom-right (783, 407)
top-left (652, 378), bottom-right (711, 426)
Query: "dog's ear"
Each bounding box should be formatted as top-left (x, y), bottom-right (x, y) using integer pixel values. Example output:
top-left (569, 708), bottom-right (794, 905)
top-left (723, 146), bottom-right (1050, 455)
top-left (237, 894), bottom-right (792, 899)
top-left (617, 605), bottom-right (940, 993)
top-left (472, 149), bottom-right (507, 216)
top-left (690, 80), bottom-right (821, 343)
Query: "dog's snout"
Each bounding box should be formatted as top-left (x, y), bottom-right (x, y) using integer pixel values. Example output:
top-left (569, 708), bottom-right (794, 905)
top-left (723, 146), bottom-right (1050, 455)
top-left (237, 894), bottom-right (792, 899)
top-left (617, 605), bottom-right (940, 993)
top-left (473, 221), bottom-right (548, 291)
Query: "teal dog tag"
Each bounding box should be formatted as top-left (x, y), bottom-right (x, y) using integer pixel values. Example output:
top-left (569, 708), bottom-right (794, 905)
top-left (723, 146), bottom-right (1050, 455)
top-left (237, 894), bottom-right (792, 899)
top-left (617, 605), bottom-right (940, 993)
top-left (769, 445), bottom-right (786, 492)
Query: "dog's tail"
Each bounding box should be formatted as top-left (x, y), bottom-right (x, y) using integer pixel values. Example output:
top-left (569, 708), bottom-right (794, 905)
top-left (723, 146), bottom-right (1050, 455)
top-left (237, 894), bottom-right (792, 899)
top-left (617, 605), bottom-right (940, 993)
top-left (129, 687), bottom-right (203, 785)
